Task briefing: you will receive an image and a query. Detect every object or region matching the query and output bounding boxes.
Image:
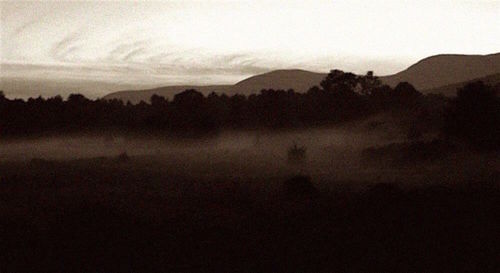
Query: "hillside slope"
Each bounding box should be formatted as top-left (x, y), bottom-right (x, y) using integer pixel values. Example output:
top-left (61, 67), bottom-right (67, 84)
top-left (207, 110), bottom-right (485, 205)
top-left (426, 73), bottom-right (500, 96)
top-left (103, 70), bottom-right (326, 103)
top-left (380, 53), bottom-right (500, 91)
top-left (229, 69), bottom-right (326, 95)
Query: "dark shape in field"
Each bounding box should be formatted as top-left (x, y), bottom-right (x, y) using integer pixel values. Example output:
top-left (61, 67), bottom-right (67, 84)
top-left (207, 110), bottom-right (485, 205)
top-left (29, 157), bottom-right (53, 167)
top-left (287, 143), bottom-right (306, 165)
top-left (361, 139), bottom-right (457, 166)
top-left (115, 152), bottom-right (130, 163)
top-left (364, 182), bottom-right (403, 202)
top-left (283, 175), bottom-right (317, 198)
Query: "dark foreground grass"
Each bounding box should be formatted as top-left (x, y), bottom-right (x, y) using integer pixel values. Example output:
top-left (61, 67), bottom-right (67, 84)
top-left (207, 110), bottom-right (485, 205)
top-left (0, 157), bottom-right (499, 273)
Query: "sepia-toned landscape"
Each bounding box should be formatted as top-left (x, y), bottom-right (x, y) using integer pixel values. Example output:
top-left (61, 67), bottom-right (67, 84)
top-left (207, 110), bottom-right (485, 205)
top-left (1, 1), bottom-right (499, 272)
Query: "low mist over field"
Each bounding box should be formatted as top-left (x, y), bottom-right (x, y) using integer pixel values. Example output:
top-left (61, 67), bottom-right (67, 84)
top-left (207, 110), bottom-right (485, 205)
top-left (0, 127), bottom-right (392, 179)
top-left (1, 122), bottom-right (497, 187)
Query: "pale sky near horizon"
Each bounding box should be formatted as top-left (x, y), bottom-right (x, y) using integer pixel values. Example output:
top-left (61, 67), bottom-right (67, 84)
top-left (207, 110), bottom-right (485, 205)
top-left (1, 0), bottom-right (499, 87)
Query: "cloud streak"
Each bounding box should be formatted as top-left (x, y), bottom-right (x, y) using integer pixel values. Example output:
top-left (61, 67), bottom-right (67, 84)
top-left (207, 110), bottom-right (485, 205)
top-left (12, 19), bottom-right (39, 36)
top-left (50, 31), bottom-right (84, 61)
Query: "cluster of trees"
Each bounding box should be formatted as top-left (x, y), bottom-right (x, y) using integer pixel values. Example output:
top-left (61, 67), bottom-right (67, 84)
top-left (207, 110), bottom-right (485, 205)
top-left (1, 69), bottom-right (498, 149)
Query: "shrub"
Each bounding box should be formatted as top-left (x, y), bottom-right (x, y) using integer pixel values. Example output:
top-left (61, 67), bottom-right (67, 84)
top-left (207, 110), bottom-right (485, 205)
top-left (287, 143), bottom-right (306, 165)
top-left (116, 152), bottom-right (130, 163)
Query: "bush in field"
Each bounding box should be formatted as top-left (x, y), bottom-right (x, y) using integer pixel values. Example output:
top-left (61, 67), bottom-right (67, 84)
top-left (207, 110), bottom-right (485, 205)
top-left (116, 152), bottom-right (130, 163)
top-left (287, 143), bottom-right (306, 165)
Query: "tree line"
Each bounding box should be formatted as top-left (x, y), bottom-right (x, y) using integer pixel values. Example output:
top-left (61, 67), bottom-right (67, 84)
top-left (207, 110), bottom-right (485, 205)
top-left (1, 69), bottom-right (498, 149)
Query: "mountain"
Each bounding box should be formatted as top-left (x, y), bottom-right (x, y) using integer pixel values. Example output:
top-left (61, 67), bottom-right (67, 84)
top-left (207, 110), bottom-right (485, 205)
top-left (426, 73), bottom-right (500, 96)
top-left (101, 52), bottom-right (500, 103)
top-left (229, 69), bottom-right (326, 95)
top-left (103, 70), bottom-right (326, 103)
top-left (379, 53), bottom-right (500, 91)
top-left (3, 53), bottom-right (499, 102)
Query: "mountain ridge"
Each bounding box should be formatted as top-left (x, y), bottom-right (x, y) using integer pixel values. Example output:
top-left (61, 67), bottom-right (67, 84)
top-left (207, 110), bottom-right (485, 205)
top-left (103, 70), bottom-right (327, 103)
top-left (100, 52), bottom-right (500, 103)
top-left (379, 53), bottom-right (500, 90)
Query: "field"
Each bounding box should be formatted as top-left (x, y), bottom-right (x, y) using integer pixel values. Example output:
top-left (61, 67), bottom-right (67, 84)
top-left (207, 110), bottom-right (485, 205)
top-left (1, 128), bottom-right (499, 272)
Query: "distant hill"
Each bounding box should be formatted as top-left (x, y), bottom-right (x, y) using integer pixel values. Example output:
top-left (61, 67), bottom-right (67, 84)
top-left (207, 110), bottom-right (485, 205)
top-left (101, 52), bottom-right (500, 103)
top-left (103, 85), bottom-right (232, 104)
top-left (425, 73), bottom-right (500, 96)
top-left (0, 77), bottom-right (144, 100)
top-left (229, 69), bottom-right (326, 95)
top-left (103, 70), bottom-right (326, 103)
top-left (379, 53), bottom-right (500, 91)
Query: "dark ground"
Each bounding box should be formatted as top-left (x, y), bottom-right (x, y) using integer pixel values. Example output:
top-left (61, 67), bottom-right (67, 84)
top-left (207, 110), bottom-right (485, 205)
top-left (0, 154), bottom-right (498, 273)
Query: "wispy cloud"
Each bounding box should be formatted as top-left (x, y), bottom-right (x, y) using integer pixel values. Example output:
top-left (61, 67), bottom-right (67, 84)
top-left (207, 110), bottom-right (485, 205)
top-left (2, 0), bottom-right (499, 91)
top-left (107, 41), bottom-right (151, 62)
top-left (50, 31), bottom-right (83, 61)
top-left (12, 19), bottom-right (39, 36)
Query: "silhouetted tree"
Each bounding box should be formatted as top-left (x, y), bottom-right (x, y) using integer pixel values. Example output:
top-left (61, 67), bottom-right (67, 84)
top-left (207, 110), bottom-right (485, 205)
top-left (358, 71), bottom-right (382, 95)
top-left (444, 81), bottom-right (500, 150)
top-left (320, 69), bottom-right (358, 91)
top-left (67, 94), bottom-right (88, 104)
top-left (150, 94), bottom-right (168, 108)
top-left (394, 82), bottom-right (421, 101)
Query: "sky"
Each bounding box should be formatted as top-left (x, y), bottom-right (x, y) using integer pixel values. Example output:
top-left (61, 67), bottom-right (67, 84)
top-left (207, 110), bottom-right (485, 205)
top-left (1, 0), bottom-right (499, 91)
